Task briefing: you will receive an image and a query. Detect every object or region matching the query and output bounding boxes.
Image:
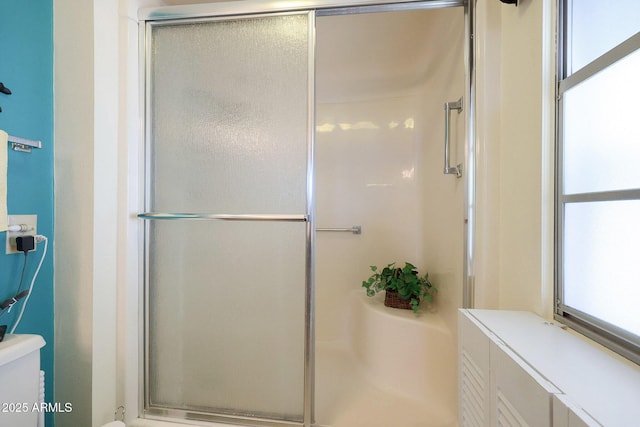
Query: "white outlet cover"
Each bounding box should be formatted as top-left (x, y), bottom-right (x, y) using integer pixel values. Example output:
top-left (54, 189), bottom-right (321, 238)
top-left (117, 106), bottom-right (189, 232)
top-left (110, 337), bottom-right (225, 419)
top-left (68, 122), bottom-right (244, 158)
top-left (6, 214), bottom-right (38, 254)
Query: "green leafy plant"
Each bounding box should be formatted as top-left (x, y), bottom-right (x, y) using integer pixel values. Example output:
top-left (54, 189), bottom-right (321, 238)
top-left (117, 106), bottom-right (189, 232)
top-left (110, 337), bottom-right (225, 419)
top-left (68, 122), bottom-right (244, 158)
top-left (362, 262), bottom-right (435, 313)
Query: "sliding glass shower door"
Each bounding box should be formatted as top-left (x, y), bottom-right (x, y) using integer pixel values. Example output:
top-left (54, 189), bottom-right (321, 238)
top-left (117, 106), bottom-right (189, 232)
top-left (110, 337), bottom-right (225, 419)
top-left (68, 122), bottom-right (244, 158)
top-left (140, 12), bottom-right (314, 425)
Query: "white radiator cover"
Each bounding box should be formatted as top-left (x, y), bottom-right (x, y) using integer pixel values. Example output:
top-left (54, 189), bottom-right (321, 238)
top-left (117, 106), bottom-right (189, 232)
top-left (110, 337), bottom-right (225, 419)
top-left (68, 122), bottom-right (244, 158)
top-left (458, 310), bottom-right (640, 427)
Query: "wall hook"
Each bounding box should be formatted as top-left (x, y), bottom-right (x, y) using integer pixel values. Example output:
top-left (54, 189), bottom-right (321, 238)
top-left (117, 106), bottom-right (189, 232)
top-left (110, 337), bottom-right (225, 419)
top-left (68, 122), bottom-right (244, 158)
top-left (0, 82), bottom-right (11, 95)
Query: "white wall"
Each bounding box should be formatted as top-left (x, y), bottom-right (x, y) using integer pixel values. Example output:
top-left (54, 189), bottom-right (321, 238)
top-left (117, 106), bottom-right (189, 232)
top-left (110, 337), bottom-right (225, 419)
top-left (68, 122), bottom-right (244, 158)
top-left (54, 1), bottom-right (96, 425)
top-left (473, 0), bottom-right (502, 310)
top-left (54, 0), bottom-right (130, 425)
top-left (473, 0), bottom-right (555, 318)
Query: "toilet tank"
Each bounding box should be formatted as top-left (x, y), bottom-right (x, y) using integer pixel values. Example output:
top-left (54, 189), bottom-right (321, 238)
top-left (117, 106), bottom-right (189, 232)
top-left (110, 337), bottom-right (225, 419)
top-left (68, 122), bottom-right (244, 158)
top-left (0, 334), bottom-right (46, 427)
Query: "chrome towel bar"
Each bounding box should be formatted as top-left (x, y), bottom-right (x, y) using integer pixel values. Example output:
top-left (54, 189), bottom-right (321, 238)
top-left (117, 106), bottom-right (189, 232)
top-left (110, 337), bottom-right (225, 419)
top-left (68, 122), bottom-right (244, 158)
top-left (137, 213), bottom-right (308, 222)
top-left (138, 213), bottom-right (362, 235)
top-left (316, 225), bottom-right (361, 235)
top-left (8, 134), bottom-right (42, 153)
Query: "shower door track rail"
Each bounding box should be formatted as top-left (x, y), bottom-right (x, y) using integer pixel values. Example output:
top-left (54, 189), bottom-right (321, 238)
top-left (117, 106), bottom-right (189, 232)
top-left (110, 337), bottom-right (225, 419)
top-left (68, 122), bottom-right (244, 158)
top-left (144, 407), bottom-right (306, 427)
top-left (139, 0), bottom-right (464, 21)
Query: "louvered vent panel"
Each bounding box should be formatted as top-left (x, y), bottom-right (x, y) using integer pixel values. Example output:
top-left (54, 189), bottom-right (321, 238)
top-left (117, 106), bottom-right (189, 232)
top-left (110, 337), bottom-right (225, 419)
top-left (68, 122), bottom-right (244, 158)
top-left (461, 350), bottom-right (486, 427)
top-left (497, 389), bottom-right (529, 427)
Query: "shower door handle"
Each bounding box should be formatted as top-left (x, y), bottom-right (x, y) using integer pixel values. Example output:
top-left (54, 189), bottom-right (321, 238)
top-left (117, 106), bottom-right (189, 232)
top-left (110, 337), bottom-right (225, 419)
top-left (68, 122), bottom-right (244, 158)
top-left (443, 97), bottom-right (463, 178)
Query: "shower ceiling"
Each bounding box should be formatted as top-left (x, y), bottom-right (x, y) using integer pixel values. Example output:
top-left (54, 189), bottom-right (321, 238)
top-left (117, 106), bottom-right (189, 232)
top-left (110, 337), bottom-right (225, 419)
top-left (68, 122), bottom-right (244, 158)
top-left (316, 7), bottom-right (463, 101)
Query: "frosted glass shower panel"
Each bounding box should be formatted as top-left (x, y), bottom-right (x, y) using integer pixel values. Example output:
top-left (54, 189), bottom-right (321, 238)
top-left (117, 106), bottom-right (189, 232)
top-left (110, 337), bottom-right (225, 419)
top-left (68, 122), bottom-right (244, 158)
top-left (149, 14), bottom-right (309, 214)
top-left (145, 12), bottom-right (312, 423)
top-left (148, 220), bottom-right (307, 420)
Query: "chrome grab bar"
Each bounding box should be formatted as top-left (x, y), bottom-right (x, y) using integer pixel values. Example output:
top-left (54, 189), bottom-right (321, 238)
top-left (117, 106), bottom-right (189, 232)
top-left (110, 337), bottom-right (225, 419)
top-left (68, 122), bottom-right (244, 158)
top-left (316, 225), bottom-right (361, 235)
top-left (444, 97), bottom-right (463, 178)
top-left (137, 213), bottom-right (308, 222)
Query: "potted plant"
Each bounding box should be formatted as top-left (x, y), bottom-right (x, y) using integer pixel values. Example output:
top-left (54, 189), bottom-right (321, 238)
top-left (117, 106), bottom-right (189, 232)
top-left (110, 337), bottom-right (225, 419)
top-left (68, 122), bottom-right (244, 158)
top-left (362, 262), bottom-right (435, 313)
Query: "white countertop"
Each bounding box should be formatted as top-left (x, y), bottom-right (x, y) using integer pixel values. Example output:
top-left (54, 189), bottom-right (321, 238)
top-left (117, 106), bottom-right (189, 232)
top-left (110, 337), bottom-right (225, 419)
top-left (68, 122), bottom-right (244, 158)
top-left (0, 334), bottom-right (45, 366)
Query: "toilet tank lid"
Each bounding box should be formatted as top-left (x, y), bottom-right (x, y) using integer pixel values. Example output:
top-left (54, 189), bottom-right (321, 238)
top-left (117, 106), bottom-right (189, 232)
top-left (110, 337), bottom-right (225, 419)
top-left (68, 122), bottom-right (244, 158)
top-left (0, 334), bottom-right (45, 367)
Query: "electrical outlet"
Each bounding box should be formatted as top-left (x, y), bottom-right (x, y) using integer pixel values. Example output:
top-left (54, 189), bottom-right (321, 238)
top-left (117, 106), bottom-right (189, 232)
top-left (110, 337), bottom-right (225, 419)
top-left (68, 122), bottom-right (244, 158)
top-left (6, 215), bottom-right (37, 254)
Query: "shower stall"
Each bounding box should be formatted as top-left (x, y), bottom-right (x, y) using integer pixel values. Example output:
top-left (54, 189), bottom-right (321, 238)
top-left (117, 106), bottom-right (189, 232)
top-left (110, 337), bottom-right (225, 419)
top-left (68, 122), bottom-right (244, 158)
top-left (136, 1), bottom-right (470, 426)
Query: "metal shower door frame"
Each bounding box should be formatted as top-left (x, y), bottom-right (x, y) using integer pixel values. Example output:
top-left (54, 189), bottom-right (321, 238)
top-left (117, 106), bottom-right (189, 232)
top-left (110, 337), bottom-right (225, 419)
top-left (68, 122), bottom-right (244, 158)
top-left (138, 1), bottom-right (474, 426)
top-left (140, 10), bottom-right (316, 427)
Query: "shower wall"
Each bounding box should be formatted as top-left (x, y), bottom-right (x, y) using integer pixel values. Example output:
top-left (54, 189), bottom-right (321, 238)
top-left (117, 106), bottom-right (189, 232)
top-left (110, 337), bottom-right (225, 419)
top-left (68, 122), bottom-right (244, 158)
top-left (315, 7), bottom-right (465, 342)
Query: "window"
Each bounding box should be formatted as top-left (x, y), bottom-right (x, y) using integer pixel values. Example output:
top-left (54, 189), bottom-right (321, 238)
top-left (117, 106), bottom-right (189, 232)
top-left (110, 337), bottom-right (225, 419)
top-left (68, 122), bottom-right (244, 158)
top-left (556, 0), bottom-right (640, 364)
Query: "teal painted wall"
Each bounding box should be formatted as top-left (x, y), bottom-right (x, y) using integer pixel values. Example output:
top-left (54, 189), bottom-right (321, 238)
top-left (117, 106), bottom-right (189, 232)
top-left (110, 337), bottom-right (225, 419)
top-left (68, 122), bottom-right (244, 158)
top-left (0, 1), bottom-right (54, 426)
